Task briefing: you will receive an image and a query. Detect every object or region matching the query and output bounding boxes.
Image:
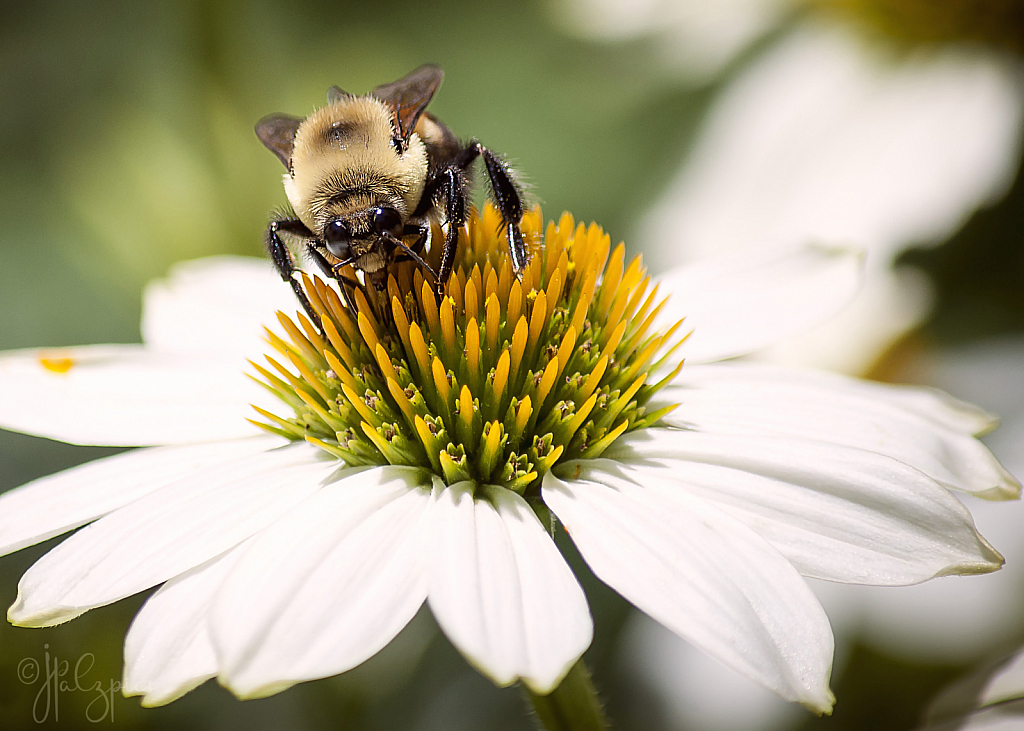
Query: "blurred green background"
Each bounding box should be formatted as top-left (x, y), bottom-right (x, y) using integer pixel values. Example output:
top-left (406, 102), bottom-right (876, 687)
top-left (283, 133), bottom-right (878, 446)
top-left (1, 1), bottom-right (1023, 729)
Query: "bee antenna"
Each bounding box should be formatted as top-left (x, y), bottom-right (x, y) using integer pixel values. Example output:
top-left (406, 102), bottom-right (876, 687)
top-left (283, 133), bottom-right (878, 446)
top-left (384, 232), bottom-right (438, 283)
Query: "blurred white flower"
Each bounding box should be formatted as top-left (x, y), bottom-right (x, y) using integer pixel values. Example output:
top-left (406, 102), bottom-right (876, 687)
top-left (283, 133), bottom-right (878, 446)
top-left (640, 20), bottom-right (1024, 373)
top-left (549, 0), bottom-right (794, 82)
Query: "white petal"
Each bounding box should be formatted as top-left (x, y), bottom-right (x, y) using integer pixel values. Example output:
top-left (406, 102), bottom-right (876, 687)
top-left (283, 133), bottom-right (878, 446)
top-left (923, 647), bottom-right (1024, 730)
top-left (920, 336), bottom-right (1024, 436)
top-left (0, 435), bottom-right (284, 557)
top-left (215, 466), bottom-right (435, 699)
top-left (552, 0), bottom-right (791, 83)
top-left (142, 256), bottom-right (300, 357)
top-left (963, 648), bottom-right (1024, 710)
top-left (659, 362), bottom-right (1018, 499)
top-left (657, 244), bottom-right (862, 364)
top-left (9, 442), bottom-right (338, 627)
top-left (754, 264), bottom-right (934, 375)
top-left (666, 361), bottom-right (1001, 434)
top-left (0, 344), bottom-right (277, 446)
top-left (619, 612), bottom-right (803, 731)
top-left (824, 495), bottom-right (1024, 660)
top-left (543, 464), bottom-right (835, 712)
top-left (428, 483), bottom-right (593, 693)
top-left (643, 22), bottom-right (1024, 269)
top-left (123, 545), bottom-right (248, 706)
top-left (606, 428), bottom-right (1004, 584)
top-left (925, 708), bottom-right (1024, 731)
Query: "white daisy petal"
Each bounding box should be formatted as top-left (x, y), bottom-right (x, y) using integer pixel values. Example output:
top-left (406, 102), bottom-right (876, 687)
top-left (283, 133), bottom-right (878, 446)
top-left (0, 435), bottom-right (284, 557)
top-left (123, 544), bottom-right (249, 707)
top-left (606, 428), bottom-right (1003, 584)
top-left (142, 256), bottom-right (299, 357)
top-left (667, 360), bottom-right (1000, 434)
top-left (755, 262), bottom-right (934, 374)
top-left (0, 344), bottom-right (276, 446)
top-left (215, 467), bottom-right (435, 699)
top-left (543, 463), bottom-right (835, 712)
top-left (9, 442), bottom-right (338, 627)
top-left (657, 244), bottom-right (863, 364)
top-left (659, 363), bottom-right (1018, 499)
top-left (428, 483), bottom-right (593, 694)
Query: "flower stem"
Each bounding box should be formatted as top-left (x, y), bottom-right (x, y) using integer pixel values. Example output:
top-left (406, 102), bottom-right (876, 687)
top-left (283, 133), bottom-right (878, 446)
top-left (525, 659), bottom-right (610, 731)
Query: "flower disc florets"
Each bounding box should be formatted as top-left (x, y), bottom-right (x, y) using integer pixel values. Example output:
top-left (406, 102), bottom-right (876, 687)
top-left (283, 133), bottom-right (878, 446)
top-left (252, 205), bottom-right (683, 494)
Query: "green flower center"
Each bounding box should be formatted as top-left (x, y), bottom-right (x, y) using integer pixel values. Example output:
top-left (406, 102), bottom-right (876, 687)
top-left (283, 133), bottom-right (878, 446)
top-left (252, 205), bottom-right (682, 494)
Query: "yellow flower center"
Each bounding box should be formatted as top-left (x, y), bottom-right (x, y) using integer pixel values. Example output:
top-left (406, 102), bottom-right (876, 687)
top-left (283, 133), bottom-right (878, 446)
top-left (252, 205), bottom-right (682, 493)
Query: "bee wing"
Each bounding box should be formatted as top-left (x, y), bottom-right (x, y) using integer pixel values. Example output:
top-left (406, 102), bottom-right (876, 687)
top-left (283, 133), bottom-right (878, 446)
top-left (326, 85), bottom-right (350, 104)
top-left (255, 113), bottom-right (303, 169)
top-left (372, 63), bottom-right (444, 143)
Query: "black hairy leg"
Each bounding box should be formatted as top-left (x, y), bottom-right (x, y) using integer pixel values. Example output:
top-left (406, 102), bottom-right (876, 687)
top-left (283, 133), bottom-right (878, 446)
top-left (265, 217), bottom-right (323, 329)
top-left (454, 141), bottom-right (527, 273)
top-left (418, 140), bottom-right (528, 298)
top-left (434, 167), bottom-right (466, 298)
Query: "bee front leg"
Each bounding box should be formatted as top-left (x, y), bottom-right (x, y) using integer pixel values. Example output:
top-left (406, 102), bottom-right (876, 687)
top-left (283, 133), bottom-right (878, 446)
top-left (266, 217), bottom-right (323, 330)
top-left (403, 222), bottom-right (429, 255)
top-left (334, 274), bottom-right (363, 317)
top-left (303, 243), bottom-right (364, 316)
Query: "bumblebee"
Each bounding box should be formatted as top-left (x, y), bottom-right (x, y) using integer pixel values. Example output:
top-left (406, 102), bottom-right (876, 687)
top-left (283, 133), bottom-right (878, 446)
top-left (256, 64), bottom-right (527, 322)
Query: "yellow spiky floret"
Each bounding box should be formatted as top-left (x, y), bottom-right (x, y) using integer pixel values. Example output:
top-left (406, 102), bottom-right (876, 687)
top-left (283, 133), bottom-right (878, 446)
top-left (252, 204), bottom-right (683, 494)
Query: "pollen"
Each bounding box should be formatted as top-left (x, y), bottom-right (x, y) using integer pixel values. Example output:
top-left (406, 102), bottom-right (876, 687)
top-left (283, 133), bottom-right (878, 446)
top-left (39, 354), bottom-right (76, 374)
top-left (251, 204), bottom-right (683, 494)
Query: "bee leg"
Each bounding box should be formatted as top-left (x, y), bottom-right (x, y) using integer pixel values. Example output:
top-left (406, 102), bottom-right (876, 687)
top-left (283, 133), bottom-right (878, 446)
top-left (303, 244), bottom-right (358, 314)
top-left (266, 217), bottom-right (323, 330)
top-left (403, 223), bottom-right (429, 255)
top-left (455, 141), bottom-right (527, 275)
top-left (435, 167), bottom-right (466, 300)
top-left (478, 145), bottom-right (526, 275)
top-left (335, 275), bottom-right (362, 316)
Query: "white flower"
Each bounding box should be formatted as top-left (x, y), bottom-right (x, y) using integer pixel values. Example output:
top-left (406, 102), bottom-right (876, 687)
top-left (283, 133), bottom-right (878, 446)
top-left (638, 20), bottom-right (1024, 374)
top-left (817, 336), bottom-right (1024, 661)
top-left (616, 338), bottom-right (1024, 730)
top-left (0, 209), bottom-right (1014, 716)
top-left (549, 0), bottom-right (793, 83)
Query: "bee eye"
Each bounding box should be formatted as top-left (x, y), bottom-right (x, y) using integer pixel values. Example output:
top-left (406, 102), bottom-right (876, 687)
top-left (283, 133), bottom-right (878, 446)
top-left (372, 207), bottom-right (404, 238)
top-left (324, 220), bottom-right (352, 259)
